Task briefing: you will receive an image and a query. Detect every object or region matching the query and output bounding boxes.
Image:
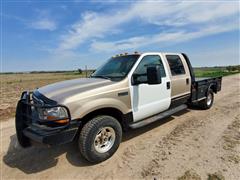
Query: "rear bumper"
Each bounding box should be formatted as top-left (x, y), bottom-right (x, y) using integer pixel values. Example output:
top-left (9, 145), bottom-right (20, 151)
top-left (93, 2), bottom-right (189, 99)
top-left (15, 91), bottom-right (81, 147)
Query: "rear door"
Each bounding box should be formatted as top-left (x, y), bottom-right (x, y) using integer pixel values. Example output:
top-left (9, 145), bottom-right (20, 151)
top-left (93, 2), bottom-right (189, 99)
top-left (164, 54), bottom-right (191, 103)
top-left (129, 53), bottom-right (171, 122)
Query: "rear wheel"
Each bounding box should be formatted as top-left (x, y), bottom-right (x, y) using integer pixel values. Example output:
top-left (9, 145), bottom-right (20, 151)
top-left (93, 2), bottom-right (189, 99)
top-left (79, 115), bottom-right (122, 163)
top-left (199, 89), bottom-right (214, 110)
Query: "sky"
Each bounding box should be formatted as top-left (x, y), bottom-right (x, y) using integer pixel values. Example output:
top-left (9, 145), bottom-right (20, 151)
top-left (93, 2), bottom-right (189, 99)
top-left (1, 0), bottom-right (240, 72)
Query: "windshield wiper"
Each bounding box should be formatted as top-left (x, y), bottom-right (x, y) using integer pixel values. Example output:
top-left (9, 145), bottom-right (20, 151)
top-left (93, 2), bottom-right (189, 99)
top-left (91, 75), bottom-right (111, 80)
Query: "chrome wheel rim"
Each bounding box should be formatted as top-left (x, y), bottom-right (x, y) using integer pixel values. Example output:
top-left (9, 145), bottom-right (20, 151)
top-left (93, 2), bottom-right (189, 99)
top-left (94, 127), bottom-right (116, 153)
top-left (207, 93), bottom-right (212, 106)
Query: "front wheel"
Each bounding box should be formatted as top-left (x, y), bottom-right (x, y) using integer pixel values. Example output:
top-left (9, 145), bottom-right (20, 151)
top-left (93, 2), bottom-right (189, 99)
top-left (199, 89), bottom-right (214, 110)
top-left (79, 115), bottom-right (122, 163)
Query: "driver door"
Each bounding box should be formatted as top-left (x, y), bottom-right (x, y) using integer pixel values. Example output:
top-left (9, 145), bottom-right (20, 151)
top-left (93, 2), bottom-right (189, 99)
top-left (130, 54), bottom-right (171, 122)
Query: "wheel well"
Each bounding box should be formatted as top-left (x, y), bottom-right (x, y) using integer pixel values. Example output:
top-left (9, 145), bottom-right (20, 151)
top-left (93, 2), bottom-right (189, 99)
top-left (80, 108), bottom-right (124, 127)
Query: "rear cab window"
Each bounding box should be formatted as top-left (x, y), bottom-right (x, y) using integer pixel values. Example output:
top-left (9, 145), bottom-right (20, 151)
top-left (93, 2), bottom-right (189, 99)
top-left (166, 55), bottom-right (185, 76)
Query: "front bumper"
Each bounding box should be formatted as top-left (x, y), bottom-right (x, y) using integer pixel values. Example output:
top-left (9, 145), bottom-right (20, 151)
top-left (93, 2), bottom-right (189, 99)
top-left (15, 91), bottom-right (81, 147)
top-left (23, 122), bottom-right (79, 145)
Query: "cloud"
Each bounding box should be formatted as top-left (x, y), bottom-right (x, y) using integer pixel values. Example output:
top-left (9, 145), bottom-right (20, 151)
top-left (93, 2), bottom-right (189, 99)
top-left (56, 1), bottom-right (239, 52)
top-left (129, 1), bottom-right (239, 26)
top-left (91, 21), bottom-right (238, 52)
top-left (30, 19), bottom-right (57, 31)
top-left (1, 13), bottom-right (27, 22)
top-left (57, 10), bottom-right (134, 51)
top-left (2, 9), bottom-right (57, 31)
top-left (29, 9), bottom-right (57, 31)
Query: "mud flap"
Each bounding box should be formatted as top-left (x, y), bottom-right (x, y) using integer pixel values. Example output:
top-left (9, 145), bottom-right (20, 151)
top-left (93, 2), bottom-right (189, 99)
top-left (15, 100), bottom-right (31, 148)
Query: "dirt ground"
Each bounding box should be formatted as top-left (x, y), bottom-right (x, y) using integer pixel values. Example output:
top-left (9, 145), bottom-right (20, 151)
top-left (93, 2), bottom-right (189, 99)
top-left (0, 73), bottom-right (81, 121)
top-left (1, 74), bottom-right (239, 180)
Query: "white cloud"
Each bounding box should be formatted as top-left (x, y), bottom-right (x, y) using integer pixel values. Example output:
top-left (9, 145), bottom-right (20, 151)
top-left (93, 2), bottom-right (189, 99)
top-left (30, 19), bottom-right (57, 31)
top-left (28, 9), bottom-right (57, 31)
top-left (56, 1), bottom-right (239, 52)
top-left (129, 1), bottom-right (238, 26)
top-left (90, 22), bottom-right (238, 52)
top-left (2, 10), bottom-right (58, 31)
top-left (57, 10), bottom-right (134, 51)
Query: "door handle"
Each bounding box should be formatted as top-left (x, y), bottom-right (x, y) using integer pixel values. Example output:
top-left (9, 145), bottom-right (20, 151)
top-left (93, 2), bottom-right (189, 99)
top-left (166, 82), bottom-right (170, 89)
top-left (186, 78), bottom-right (189, 85)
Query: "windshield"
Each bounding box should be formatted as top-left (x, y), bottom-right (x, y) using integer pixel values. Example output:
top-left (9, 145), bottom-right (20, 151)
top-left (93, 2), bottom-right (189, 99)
top-left (91, 55), bottom-right (140, 81)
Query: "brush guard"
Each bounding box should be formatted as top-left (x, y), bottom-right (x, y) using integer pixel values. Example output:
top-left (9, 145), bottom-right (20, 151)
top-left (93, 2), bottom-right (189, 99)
top-left (15, 91), bottom-right (79, 147)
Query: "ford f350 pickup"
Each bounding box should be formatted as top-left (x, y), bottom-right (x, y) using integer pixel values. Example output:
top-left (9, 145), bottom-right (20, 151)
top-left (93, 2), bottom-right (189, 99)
top-left (15, 52), bottom-right (222, 163)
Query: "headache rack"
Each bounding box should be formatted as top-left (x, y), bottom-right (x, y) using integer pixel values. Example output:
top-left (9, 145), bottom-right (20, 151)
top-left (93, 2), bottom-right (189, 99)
top-left (17, 91), bottom-right (72, 131)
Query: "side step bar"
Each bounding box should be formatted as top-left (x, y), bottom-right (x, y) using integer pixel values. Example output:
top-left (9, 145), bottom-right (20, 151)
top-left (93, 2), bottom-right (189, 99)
top-left (129, 104), bottom-right (188, 129)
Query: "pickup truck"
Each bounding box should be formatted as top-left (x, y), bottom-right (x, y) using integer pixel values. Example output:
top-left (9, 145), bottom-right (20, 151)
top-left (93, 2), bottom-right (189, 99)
top-left (15, 52), bottom-right (222, 163)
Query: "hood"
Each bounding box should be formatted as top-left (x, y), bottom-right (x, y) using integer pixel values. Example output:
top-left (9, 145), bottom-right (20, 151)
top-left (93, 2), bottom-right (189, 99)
top-left (37, 78), bottom-right (115, 103)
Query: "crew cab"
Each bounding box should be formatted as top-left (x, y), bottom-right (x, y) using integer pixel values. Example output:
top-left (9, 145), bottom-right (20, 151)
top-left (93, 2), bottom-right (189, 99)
top-left (15, 52), bottom-right (222, 163)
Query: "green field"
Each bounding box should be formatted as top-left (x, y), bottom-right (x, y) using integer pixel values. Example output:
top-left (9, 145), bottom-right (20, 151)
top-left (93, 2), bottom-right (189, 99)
top-left (194, 66), bottom-right (240, 77)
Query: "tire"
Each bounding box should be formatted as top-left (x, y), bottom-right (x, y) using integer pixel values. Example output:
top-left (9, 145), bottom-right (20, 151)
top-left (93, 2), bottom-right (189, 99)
top-left (79, 115), bottom-right (122, 163)
top-left (199, 89), bottom-right (214, 110)
top-left (15, 101), bottom-right (31, 147)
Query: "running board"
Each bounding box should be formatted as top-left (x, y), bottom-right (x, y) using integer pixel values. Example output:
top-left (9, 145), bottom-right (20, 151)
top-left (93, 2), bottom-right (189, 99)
top-left (129, 104), bottom-right (188, 129)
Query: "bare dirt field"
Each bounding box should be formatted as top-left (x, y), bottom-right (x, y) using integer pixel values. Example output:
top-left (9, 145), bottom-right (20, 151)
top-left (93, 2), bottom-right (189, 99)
top-left (0, 73), bottom-right (81, 121)
top-left (1, 74), bottom-right (240, 180)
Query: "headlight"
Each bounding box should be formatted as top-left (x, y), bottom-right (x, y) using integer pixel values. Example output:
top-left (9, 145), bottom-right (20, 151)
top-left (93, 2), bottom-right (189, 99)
top-left (39, 107), bottom-right (69, 124)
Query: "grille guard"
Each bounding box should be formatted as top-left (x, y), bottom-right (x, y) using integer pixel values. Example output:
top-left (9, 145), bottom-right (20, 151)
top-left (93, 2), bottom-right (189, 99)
top-left (18, 91), bottom-right (72, 130)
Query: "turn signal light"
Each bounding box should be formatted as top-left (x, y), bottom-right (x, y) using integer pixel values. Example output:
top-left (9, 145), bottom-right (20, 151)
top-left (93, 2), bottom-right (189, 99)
top-left (55, 119), bottom-right (69, 124)
top-left (46, 116), bottom-right (69, 124)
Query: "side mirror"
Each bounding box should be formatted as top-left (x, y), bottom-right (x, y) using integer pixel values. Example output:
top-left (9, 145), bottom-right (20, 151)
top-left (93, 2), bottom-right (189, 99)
top-left (147, 65), bottom-right (162, 85)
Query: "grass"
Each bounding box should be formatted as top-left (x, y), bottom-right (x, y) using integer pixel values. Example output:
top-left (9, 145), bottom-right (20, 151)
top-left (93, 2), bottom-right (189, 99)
top-left (207, 172), bottom-right (225, 180)
top-left (194, 70), bottom-right (239, 78)
top-left (193, 66), bottom-right (240, 77)
top-left (178, 169), bottom-right (201, 180)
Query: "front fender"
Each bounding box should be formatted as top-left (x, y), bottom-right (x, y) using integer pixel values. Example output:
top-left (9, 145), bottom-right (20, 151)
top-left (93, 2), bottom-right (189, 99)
top-left (70, 98), bottom-right (131, 120)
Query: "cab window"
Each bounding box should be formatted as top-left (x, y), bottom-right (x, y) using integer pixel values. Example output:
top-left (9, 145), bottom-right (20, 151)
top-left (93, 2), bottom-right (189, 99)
top-left (133, 55), bottom-right (166, 83)
top-left (166, 55), bottom-right (185, 76)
